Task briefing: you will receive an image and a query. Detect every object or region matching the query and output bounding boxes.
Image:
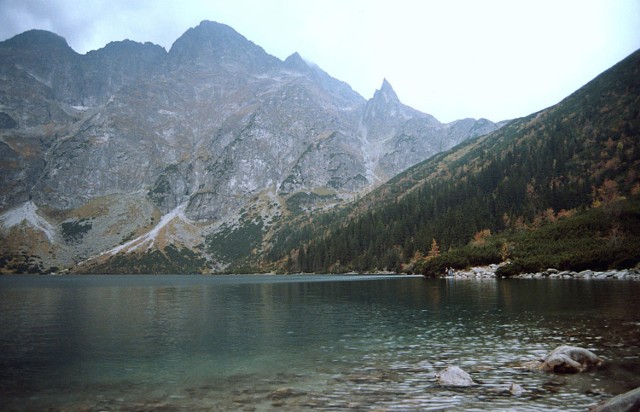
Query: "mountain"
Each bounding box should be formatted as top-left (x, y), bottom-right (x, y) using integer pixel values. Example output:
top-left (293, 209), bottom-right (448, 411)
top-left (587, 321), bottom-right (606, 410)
top-left (266, 49), bottom-right (640, 274)
top-left (0, 21), bottom-right (502, 274)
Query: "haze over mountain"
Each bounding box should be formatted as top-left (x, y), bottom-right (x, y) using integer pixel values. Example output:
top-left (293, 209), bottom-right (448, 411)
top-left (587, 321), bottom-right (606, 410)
top-left (0, 21), bottom-right (503, 273)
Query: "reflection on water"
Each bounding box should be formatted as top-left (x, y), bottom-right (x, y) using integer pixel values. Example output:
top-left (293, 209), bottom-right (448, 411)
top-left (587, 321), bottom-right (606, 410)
top-left (0, 275), bottom-right (639, 411)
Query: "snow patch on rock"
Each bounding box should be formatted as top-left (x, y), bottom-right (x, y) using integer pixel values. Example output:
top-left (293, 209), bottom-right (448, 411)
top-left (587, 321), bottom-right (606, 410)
top-left (105, 202), bottom-right (189, 255)
top-left (0, 201), bottom-right (56, 242)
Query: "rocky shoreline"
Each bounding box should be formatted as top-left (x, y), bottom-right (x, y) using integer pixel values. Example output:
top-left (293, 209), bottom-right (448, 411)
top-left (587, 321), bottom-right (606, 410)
top-left (434, 346), bottom-right (640, 412)
top-left (443, 265), bottom-right (640, 280)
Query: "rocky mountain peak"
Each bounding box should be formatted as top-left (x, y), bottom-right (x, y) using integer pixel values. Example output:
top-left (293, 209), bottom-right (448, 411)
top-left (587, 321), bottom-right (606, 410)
top-left (2, 29), bottom-right (75, 55)
top-left (283, 52), bottom-right (310, 72)
top-left (376, 78), bottom-right (400, 103)
top-left (0, 29), bottom-right (84, 109)
top-left (364, 78), bottom-right (406, 123)
top-left (167, 20), bottom-right (279, 73)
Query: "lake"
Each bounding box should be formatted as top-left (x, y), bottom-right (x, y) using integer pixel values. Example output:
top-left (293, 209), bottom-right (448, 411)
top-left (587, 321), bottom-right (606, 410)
top-left (0, 275), bottom-right (638, 411)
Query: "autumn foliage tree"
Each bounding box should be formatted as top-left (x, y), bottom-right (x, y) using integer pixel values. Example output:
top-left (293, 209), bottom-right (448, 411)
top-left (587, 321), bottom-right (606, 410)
top-left (427, 238), bottom-right (440, 260)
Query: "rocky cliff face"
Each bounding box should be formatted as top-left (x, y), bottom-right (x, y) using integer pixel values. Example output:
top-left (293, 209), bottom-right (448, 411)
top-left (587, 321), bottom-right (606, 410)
top-left (0, 21), bottom-right (504, 273)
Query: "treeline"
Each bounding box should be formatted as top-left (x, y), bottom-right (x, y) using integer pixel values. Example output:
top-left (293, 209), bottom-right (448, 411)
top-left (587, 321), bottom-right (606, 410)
top-left (265, 49), bottom-right (640, 274)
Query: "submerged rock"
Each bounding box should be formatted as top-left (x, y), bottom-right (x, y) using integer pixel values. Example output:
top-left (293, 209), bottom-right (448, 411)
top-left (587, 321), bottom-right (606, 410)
top-left (590, 386), bottom-right (640, 412)
top-left (509, 383), bottom-right (525, 396)
top-left (524, 345), bottom-right (604, 373)
top-left (268, 387), bottom-right (305, 400)
top-left (488, 382), bottom-right (527, 396)
top-left (435, 366), bottom-right (475, 386)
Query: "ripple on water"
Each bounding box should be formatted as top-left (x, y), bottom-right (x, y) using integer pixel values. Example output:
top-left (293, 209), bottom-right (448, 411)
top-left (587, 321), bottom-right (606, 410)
top-left (1, 276), bottom-right (639, 410)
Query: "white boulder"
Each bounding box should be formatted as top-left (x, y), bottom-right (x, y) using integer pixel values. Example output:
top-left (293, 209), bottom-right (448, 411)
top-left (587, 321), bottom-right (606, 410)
top-left (435, 366), bottom-right (475, 386)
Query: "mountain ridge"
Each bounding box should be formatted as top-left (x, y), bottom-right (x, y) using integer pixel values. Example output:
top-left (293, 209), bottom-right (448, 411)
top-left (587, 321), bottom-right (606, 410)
top-left (0, 21), bottom-right (504, 274)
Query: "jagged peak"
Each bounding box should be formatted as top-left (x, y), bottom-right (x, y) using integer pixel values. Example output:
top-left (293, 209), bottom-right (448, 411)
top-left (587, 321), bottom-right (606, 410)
top-left (373, 78), bottom-right (400, 103)
top-left (364, 77), bottom-right (442, 125)
top-left (380, 78), bottom-right (394, 93)
top-left (91, 39), bottom-right (166, 55)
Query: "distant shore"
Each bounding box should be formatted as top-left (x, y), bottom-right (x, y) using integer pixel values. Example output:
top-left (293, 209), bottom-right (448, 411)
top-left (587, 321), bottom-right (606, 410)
top-left (437, 264), bottom-right (640, 280)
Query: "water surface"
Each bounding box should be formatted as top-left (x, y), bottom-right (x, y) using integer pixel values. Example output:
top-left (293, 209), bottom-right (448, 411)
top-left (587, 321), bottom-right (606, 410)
top-left (0, 275), bottom-right (638, 410)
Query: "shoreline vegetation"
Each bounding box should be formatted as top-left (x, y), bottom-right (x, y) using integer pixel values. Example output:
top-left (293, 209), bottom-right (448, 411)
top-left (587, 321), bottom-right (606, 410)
top-left (399, 199), bottom-right (640, 280)
top-left (282, 199), bottom-right (640, 280)
top-left (270, 197), bottom-right (640, 278)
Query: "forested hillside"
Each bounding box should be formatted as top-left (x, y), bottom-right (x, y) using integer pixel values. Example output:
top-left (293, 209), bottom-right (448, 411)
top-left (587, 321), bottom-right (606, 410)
top-left (265, 49), bottom-right (640, 274)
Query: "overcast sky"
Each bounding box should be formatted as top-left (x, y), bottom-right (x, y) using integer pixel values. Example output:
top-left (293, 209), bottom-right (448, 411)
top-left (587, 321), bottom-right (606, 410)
top-left (1, 0), bottom-right (638, 122)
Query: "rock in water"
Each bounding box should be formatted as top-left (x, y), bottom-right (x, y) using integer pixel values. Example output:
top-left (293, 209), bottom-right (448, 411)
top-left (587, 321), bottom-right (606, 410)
top-left (509, 383), bottom-right (525, 396)
top-left (590, 386), bottom-right (640, 412)
top-left (435, 366), bottom-right (475, 386)
top-left (527, 345), bottom-right (604, 373)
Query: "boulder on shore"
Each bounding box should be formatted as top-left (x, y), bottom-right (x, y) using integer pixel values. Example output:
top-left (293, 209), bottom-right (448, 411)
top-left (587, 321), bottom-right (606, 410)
top-left (435, 366), bottom-right (475, 386)
top-left (523, 345), bottom-right (603, 373)
top-left (590, 386), bottom-right (640, 412)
